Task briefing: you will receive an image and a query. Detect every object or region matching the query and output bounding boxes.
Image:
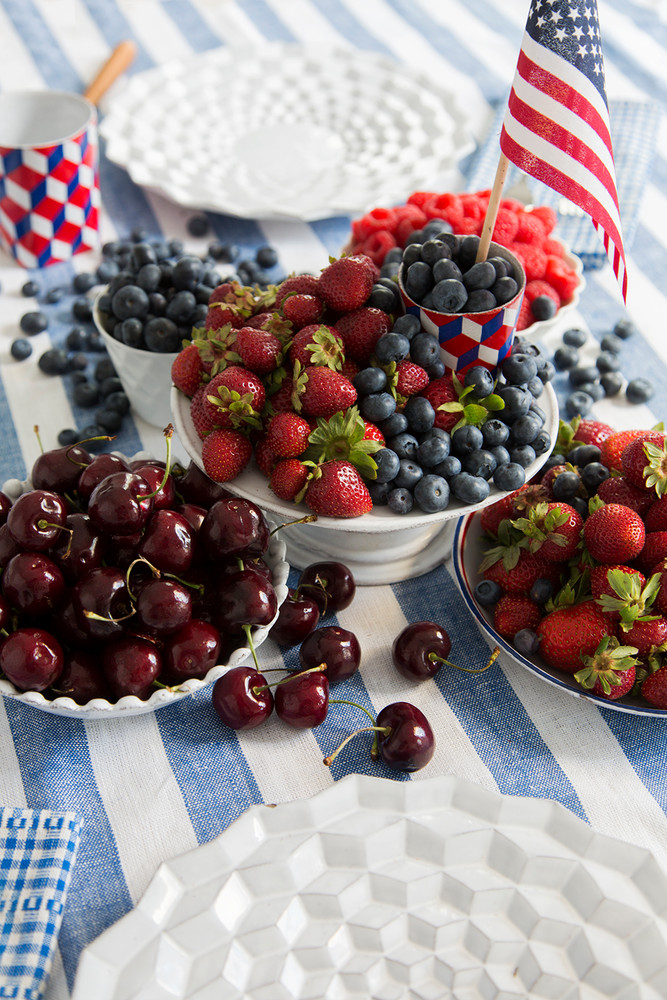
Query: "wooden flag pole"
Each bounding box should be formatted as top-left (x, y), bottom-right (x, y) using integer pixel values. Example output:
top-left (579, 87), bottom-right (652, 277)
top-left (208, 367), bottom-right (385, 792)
top-left (475, 151), bottom-right (510, 263)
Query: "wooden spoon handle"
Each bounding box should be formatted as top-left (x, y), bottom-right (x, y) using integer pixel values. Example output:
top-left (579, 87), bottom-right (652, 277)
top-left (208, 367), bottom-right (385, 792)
top-left (84, 40), bottom-right (137, 105)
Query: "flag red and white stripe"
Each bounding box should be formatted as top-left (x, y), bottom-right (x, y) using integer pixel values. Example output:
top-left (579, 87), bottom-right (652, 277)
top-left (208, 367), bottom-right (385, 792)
top-left (500, 0), bottom-right (627, 301)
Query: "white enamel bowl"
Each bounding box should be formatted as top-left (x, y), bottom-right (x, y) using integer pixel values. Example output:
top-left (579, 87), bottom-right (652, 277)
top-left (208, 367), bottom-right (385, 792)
top-left (171, 383), bottom-right (559, 586)
top-left (0, 452), bottom-right (289, 719)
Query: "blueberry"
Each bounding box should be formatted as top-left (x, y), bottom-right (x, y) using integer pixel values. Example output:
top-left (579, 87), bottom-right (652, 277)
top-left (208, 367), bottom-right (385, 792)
top-left (463, 365), bottom-right (495, 399)
top-left (21, 280), bottom-right (40, 297)
top-left (186, 215), bottom-right (209, 238)
top-left (38, 349), bottom-right (70, 376)
top-left (493, 462), bottom-right (526, 491)
top-left (452, 424), bottom-right (484, 455)
top-left (532, 431), bottom-right (551, 457)
top-left (554, 346), bottom-right (579, 371)
top-left (474, 579), bottom-right (502, 606)
top-left (501, 353), bottom-right (538, 385)
top-left (513, 629), bottom-right (541, 656)
top-left (496, 385), bottom-right (531, 421)
top-left (543, 453), bottom-right (566, 472)
top-left (379, 412), bottom-right (409, 438)
top-left (490, 445), bottom-right (511, 466)
top-left (568, 444), bottom-right (601, 466)
top-left (509, 445), bottom-right (536, 468)
top-left (613, 317), bottom-right (636, 339)
top-left (131, 227), bottom-right (150, 244)
top-left (374, 448), bottom-right (401, 483)
top-left (531, 295), bottom-right (556, 320)
top-left (144, 317), bottom-right (180, 353)
top-left (359, 392), bottom-right (396, 423)
top-left (581, 462), bottom-right (610, 492)
top-left (388, 432), bottom-right (420, 460)
top-left (465, 289), bottom-right (497, 312)
top-left (73, 381), bottom-right (100, 407)
top-left (95, 407), bottom-right (124, 433)
top-left (105, 391), bottom-right (130, 415)
top-left (450, 471), bottom-right (490, 504)
top-left (10, 338), bottom-right (32, 360)
top-left (528, 403), bottom-right (546, 426)
top-left (562, 327), bottom-right (587, 347)
top-left (111, 284), bottom-right (149, 321)
top-left (482, 419), bottom-right (510, 447)
top-left (626, 377), bottom-right (654, 404)
top-left (404, 261), bottom-right (433, 301)
top-left (409, 332), bottom-right (441, 369)
top-left (529, 579), bottom-right (554, 605)
top-left (568, 366), bottom-right (599, 387)
top-left (600, 371), bottom-right (623, 397)
top-left (256, 245), bottom-right (278, 269)
top-left (130, 242), bottom-right (157, 270)
top-left (527, 376), bottom-right (544, 398)
top-left (462, 448), bottom-right (497, 480)
top-left (58, 428), bottom-right (80, 447)
top-left (424, 358), bottom-right (446, 380)
top-left (374, 332), bottom-right (410, 365)
top-left (149, 292), bottom-right (167, 316)
top-left (596, 351), bottom-right (620, 374)
top-left (72, 297), bottom-right (93, 322)
top-left (551, 470), bottom-right (581, 500)
top-left (366, 283), bottom-right (399, 313)
top-left (166, 289), bottom-right (197, 325)
top-left (87, 330), bottom-right (106, 353)
top-left (121, 317), bottom-right (144, 348)
top-left (393, 459), bottom-right (424, 491)
top-left (491, 275), bottom-right (519, 305)
top-left (96, 260), bottom-right (120, 285)
top-left (420, 239), bottom-right (451, 266)
top-left (78, 424), bottom-right (108, 449)
top-left (172, 255), bottom-right (203, 291)
top-left (431, 278), bottom-right (468, 313)
top-left (432, 258), bottom-right (463, 283)
top-left (401, 243), bottom-right (423, 267)
top-left (65, 327), bottom-right (88, 352)
top-left (417, 433), bottom-right (451, 468)
top-left (353, 367), bottom-right (387, 395)
top-left (72, 272), bottom-right (97, 294)
top-left (462, 260), bottom-right (496, 292)
top-left (69, 352), bottom-right (88, 372)
top-left (45, 287), bottom-right (65, 304)
top-left (508, 413), bottom-right (542, 446)
top-left (384, 247), bottom-right (404, 266)
top-left (95, 357), bottom-right (118, 383)
top-left (488, 256), bottom-right (511, 279)
top-left (434, 455), bottom-right (462, 479)
top-left (387, 487), bottom-right (414, 515)
top-left (414, 474), bottom-right (450, 513)
top-left (600, 333), bottom-right (623, 355)
top-left (404, 396), bottom-right (435, 434)
top-left (136, 263), bottom-right (162, 293)
top-left (108, 271), bottom-right (134, 296)
top-left (19, 311), bottom-right (48, 335)
top-left (458, 235), bottom-right (481, 271)
top-left (392, 313), bottom-right (421, 340)
top-left (99, 376), bottom-right (124, 398)
top-left (367, 481), bottom-right (391, 505)
top-left (209, 241), bottom-right (238, 262)
top-left (537, 360), bottom-right (556, 383)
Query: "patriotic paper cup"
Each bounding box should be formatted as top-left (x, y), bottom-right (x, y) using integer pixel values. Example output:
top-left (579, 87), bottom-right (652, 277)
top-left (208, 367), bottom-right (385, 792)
top-left (398, 241), bottom-right (525, 376)
top-left (0, 90), bottom-right (100, 268)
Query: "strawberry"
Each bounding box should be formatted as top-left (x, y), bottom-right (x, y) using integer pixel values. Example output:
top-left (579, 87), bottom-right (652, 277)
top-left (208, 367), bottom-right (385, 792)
top-left (235, 326), bottom-right (283, 375)
top-left (493, 594), bottom-right (542, 639)
top-left (303, 407), bottom-right (382, 477)
top-left (265, 412), bottom-right (311, 458)
top-left (340, 358), bottom-right (360, 382)
top-left (621, 433), bottom-right (667, 494)
top-left (269, 459), bottom-right (310, 502)
top-left (537, 601), bottom-right (610, 674)
top-left (293, 364), bottom-right (357, 418)
top-left (590, 564), bottom-right (647, 621)
top-left (288, 324), bottom-right (345, 370)
top-left (621, 616), bottom-right (667, 658)
top-left (190, 383), bottom-right (217, 440)
top-left (305, 460), bottom-right (373, 518)
top-left (205, 301), bottom-right (245, 331)
top-left (394, 360), bottom-right (430, 397)
top-left (599, 428), bottom-right (653, 473)
top-left (570, 417), bottom-right (614, 450)
top-left (275, 274), bottom-right (321, 308)
top-left (512, 501), bottom-right (582, 562)
top-left (282, 293), bottom-right (324, 329)
top-left (582, 503), bottom-right (645, 564)
top-left (483, 547), bottom-right (558, 597)
top-left (363, 421), bottom-right (384, 445)
top-left (318, 255), bottom-right (375, 312)
top-left (267, 377), bottom-right (296, 414)
top-left (641, 665), bottom-right (667, 708)
top-left (636, 531), bottom-right (667, 575)
top-left (201, 428), bottom-right (252, 483)
top-left (171, 343), bottom-right (205, 397)
top-left (644, 496), bottom-right (667, 533)
top-left (254, 436), bottom-right (278, 478)
top-left (191, 323), bottom-right (241, 377)
top-left (334, 307), bottom-right (391, 363)
top-left (573, 635), bottom-right (638, 700)
top-left (419, 375), bottom-right (459, 433)
top-left (595, 476), bottom-right (653, 516)
top-left (203, 366), bottom-right (265, 431)
top-left (479, 484), bottom-right (545, 537)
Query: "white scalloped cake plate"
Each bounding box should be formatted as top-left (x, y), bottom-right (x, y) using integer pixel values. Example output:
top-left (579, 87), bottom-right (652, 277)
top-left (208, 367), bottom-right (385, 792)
top-left (0, 451), bottom-right (289, 718)
top-left (100, 44), bottom-right (474, 221)
top-left (72, 773), bottom-right (667, 999)
top-left (452, 510), bottom-right (667, 718)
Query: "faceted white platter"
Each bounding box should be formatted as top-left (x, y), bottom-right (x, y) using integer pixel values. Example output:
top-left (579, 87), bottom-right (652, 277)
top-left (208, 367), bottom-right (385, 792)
top-left (100, 44), bottom-right (473, 221)
top-left (72, 772), bottom-right (667, 999)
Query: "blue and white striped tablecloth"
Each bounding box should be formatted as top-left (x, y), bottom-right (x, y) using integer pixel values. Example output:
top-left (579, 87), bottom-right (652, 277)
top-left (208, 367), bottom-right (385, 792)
top-left (2, 2), bottom-right (667, 997)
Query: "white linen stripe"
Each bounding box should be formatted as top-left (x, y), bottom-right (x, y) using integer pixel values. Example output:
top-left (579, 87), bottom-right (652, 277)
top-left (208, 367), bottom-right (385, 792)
top-left (0, 700), bottom-right (28, 807)
top-left (33, 0), bottom-right (110, 89)
top-left (261, 0), bottom-right (352, 48)
top-left (118, 0), bottom-right (195, 63)
top-left (0, 4), bottom-right (46, 91)
top-left (187, 0), bottom-right (275, 46)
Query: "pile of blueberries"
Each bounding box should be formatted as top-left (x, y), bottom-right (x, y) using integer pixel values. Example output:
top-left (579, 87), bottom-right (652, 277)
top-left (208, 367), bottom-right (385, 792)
top-left (352, 327), bottom-right (555, 515)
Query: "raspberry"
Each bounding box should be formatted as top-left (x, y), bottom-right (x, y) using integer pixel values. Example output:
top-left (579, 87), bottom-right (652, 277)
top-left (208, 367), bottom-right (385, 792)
top-left (514, 212), bottom-right (547, 244)
top-left (525, 279), bottom-right (560, 306)
top-left (394, 204), bottom-right (428, 246)
top-left (511, 243), bottom-right (548, 282)
top-left (361, 230), bottom-right (397, 264)
top-left (458, 217), bottom-right (481, 235)
top-left (529, 205), bottom-right (558, 235)
top-left (406, 191), bottom-right (437, 209)
top-left (460, 192), bottom-right (487, 223)
top-left (491, 208), bottom-right (519, 244)
top-left (516, 297), bottom-right (535, 331)
top-left (357, 206), bottom-right (398, 237)
top-left (423, 192), bottom-right (465, 229)
top-left (543, 237), bottom-right (565, 257)
top-left (545, 256), bottom-right (580, 301)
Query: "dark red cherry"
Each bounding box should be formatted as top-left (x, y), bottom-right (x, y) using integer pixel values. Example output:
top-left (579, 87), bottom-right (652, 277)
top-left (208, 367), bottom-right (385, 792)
top-left (297, 561), bottom-right (355, 615)
top-left (0, 595), bottom-right (12, 631)
top-left (212, 666), bottom-right (273, 730)
top-left (51, 513), bottom-right (108, 583)
top-left (0, 627), bottom-right (64, 691)
top-left (275, 670), bottom-right (329, 728)
top-left (0, 492), bottom-right (11, 526)
top-left (72, 566), bottom-right (133, 640)
top-left (53, 650), bottom-right (111, 704)
top-left (164, 619), bottom-right (222, 682)
top-left (103, 636), bottom-right (162, 699)
top-left (0, 524), bottom-right (20, 568)
top-left (31, 443), bottom-right (91, 493)
top-left (137, 510), bottom-right (194, 575)
top-left (175, 461), bottom-right (233, 507)
top-left (48, 594), bottom-right (91, 649)
top-left (174, 503), bottom-right (207, 533)
top-left (76, 453), bottom-right (130, 503)
top-left (2, 552), bottom-right (65, 616)
top-left (200, 498), bottom-right (269, 561)
top-left (392, 621), bottom-right (452, 682)
top-left (299, 625), bottom-right (360, 682)
top-left (269, 587), bottom-right (320, 646)
top-left (135, 578), bottom-right (192, 636)
top-left (131, 463), bottom-right (176, 510)
top-left (87, 471), bottom-right (154, 535)
top-left (210, 567), bottom-right (277, 632)
top-left (376, 702), bottom-right (435, 772)
top-left (6, 490), bottom-right (68, 551)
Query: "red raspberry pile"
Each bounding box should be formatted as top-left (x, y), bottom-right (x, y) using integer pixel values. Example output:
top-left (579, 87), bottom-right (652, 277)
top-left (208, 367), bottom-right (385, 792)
top-left (348, 189), bottom-right (580, 331)
top-left (475, 417), bottom-right (667, 709)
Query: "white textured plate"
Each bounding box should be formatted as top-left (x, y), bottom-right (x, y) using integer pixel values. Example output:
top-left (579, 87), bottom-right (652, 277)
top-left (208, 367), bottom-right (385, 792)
top-left (452, 510), bottom-right (667, 718)
top-left (0, 452), bottom-right (289, 718)
top-left (72, 772), bottom-right (667, 999)
top-left (100, 44), bottom-right (473, 221)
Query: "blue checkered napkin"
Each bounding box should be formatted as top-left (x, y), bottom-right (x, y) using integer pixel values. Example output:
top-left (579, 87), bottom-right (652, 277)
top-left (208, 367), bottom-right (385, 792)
top-left (0, 809), bottom-right (83, 1000)
top-left (466, 99), bottom-right (662, 268)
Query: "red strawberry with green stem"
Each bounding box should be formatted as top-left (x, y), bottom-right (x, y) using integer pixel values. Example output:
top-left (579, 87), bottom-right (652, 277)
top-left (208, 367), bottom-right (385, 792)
top-left (302, 406), bottom-right (382, 478)
top-left (621, 433), bottom-right (667, 494)
top-left (536, 600), bottom-right (610, 674)
top-left (493, 594), bottom-right (542, 639)
top-left (288, 325), bottom-right (345, 370)
top-left (582, 502), bottom-right (645, 565)
top-left (573, 635), bottom-right (638, 700)
top-left (318, 255), bottom-right (375, 312)
top-left (292, 362), bottom-right (357, 418)
top-left (512, 501), bottom-right (583, 562)
top-left (171, 343), bottom-right (206, 397)
top-left (334, 307), bottom-right (391, 363)
top-left (201, 429), bottom-right (253, 483)
top-left (269, 459), bottom-right (311, 502)
top-left (203, 366), bottom-right (265, 431)
top-left (305, 460), bottom-right (373, 518)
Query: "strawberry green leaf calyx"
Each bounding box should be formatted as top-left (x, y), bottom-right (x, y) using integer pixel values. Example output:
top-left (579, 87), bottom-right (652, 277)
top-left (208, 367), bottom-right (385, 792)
top-left (599, 570), bottom-right (662, 628)
top-left (642, 441), bottom-right (667, 497)
top-left (291, 360), bottom-right (307, 413)
top-left (303, 406), bottom-right (381, 478)
top-left (437, 370), bottom-right (504, 433)
top-left (512, 502), bottom-right (578, 552)
top-left (574, 635), bottom-right (639, 696)
top-left (304, 326), bottom-right (346, 370)
top-left (192, 324), bottom-right (241, 376)
top-left (544, 578), bottom-right (578, 612)
top-left (588, 494), bottom-right (606, 515)
top-left (206, 387), bottom-right (263, 431)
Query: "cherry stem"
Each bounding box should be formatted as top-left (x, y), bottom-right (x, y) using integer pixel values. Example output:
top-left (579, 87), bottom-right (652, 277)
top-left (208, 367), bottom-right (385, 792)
top-left (269, 514), bottom-right (318, 536)
top-left (429, 645), bottom-right (501, 674)
top-left (125, 556), bottom-right (160, 601)
top-left (323, 725), bottom-right (391, 767)
top-left (251, 662), bottom-right (326, 695)
top-left (34, 425), bottom-right (43, 454)
top-left (137, 425), bottom-right (173, 501)
top-left (67, 435), bottom-right (115, 466)
top-left (84, 608), bottom-right (135, 624)
top-left (242, 623), bottom-right (260, 671)
top-left (329, 699), bottom-right (376, 725)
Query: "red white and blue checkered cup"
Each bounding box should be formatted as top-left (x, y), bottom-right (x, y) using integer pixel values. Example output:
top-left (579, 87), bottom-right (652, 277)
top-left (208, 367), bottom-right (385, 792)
top-left (0, 90), bottom-right (100, 268)
top-left (398, 241), bottom-right (525, 376)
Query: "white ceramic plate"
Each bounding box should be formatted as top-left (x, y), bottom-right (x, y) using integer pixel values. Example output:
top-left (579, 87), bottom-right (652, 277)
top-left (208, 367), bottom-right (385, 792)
top-left (452, 510), bottom-right (667, 718)
top-left (100, 44), bottom-right (473, 221)
top-left (72, 772), bottom-right (667, 999)
top-left (520, 239), bottom-right (586, 342)
top-left (0, 452), bottom-right (289, 719)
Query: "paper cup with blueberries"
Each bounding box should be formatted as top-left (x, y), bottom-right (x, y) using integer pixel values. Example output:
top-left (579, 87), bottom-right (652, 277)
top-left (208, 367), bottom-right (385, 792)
top-left (397, 234), bottom-right (525, 376)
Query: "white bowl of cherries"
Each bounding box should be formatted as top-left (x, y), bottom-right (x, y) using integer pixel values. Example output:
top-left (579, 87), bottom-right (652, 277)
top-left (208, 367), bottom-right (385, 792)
top-left (0, 440), bottom-right (289, 719)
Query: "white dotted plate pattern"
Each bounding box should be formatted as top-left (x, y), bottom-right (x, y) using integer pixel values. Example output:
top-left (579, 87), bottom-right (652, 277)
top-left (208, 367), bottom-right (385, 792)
top-left (100, 45), bottom-right (474, 221)
top-left (0, 452), bottom-right (289, 718)
top-left (72, 773), bottom-right (667, 999)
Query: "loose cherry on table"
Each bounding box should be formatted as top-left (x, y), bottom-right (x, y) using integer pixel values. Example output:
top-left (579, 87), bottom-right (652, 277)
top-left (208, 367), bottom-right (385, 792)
top-left (299, 625), bottom-right (361, 682)
top-left (274, 668), bottom-right (330, 728)
top-left (297, 561), bottom-right (356, 615)
top-left (268, 587), bottom-right (321, 646)
top-left (212, 666), bottom-right (274, 730)
top-left (323, 700), bottom-right (436, 772)
top-left (392, 621), bottom-right (500, 682)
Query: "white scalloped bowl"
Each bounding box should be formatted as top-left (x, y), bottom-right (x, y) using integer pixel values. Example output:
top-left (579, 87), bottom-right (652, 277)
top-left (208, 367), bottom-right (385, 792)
top-left (519, 239), bottom-right (586, 341)
top-left (0, 451), bottom-right (289, 719)
top-left (171, 382), bottom-right (559, 586)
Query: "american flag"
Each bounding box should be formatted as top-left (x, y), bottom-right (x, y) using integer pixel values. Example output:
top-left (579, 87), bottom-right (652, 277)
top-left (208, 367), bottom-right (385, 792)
top-left (500, 0), bottom-right (627, 301)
